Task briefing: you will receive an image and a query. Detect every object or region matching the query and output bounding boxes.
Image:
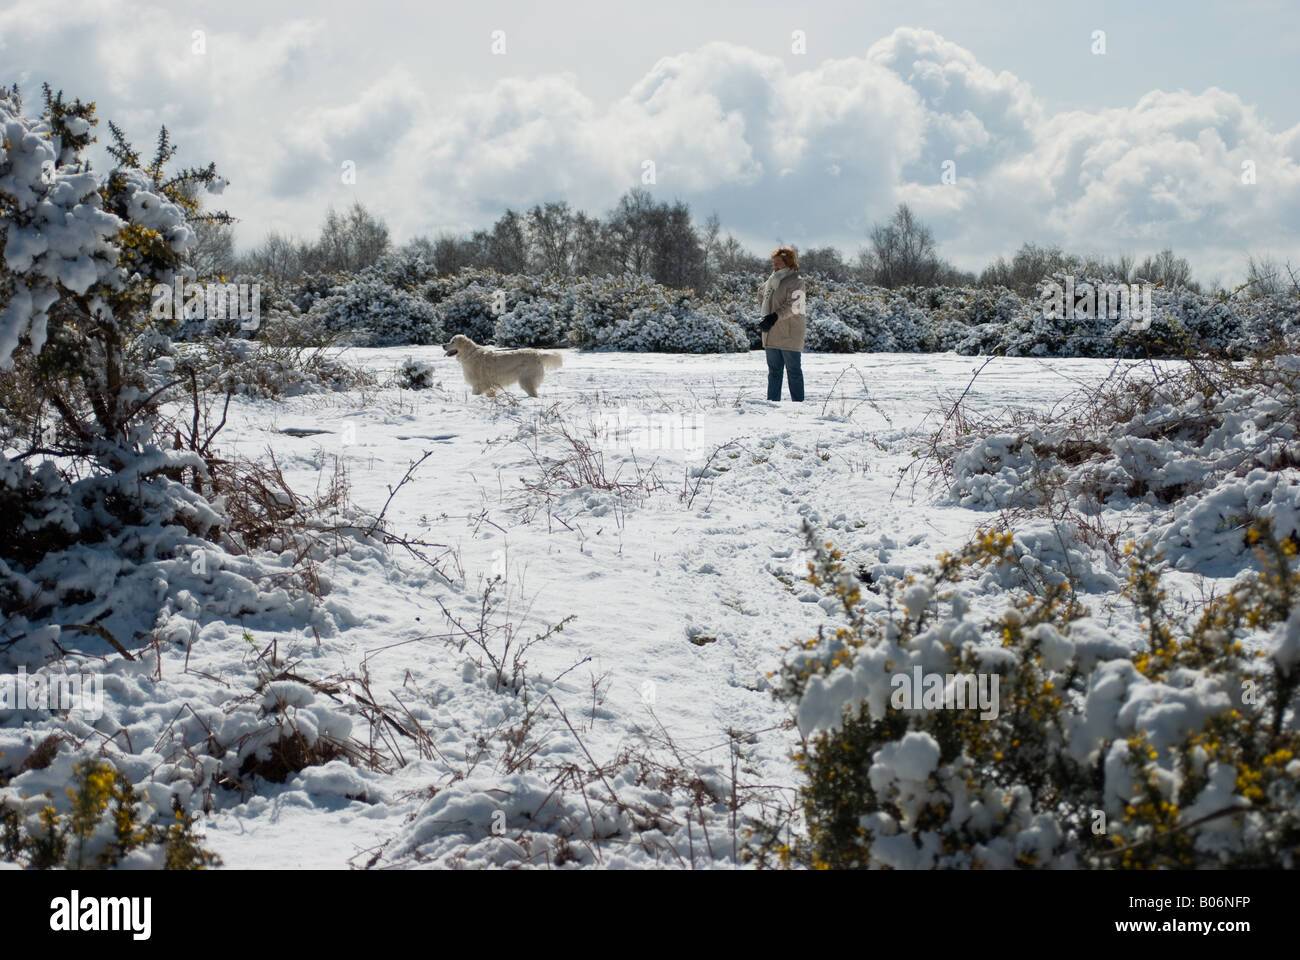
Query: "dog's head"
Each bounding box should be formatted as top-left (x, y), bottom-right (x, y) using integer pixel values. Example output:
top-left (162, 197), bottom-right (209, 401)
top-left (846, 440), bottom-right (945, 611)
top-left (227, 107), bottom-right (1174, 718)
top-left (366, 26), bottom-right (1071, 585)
top-left (443, 334), bottom-right (474, 358)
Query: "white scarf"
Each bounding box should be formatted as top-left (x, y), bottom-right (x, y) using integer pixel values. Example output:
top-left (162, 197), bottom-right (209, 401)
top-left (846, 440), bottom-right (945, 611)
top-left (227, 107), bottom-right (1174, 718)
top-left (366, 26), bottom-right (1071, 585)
top-left (762, 267), bottom-right (793, 316)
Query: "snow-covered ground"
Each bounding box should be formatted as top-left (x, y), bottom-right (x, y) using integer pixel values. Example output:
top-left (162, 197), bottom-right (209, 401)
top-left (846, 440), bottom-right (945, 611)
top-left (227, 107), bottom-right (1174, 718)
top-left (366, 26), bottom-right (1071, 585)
top-left (175, 348), bottom-right (1180, 868)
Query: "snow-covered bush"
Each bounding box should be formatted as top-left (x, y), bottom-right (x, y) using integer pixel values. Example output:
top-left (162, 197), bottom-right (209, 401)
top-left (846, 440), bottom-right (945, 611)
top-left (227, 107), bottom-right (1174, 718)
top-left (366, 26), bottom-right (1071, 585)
top-left (815, 284), bottom-right (926, 352)
top-left (289, 272), bottom-right (345, 314)
top-left (603, 302), bottom-right (747, 353)
top-left (493, 299), bottom-right (567, 347)
top-left (569, 273), bottom-right (675, 349)
top-left (397, 357), bottom-right (437, 390)
top-left (571, 277), bottom-right (747, 352)
top-left (178, 337), bottom-right (374, 398)
top-left (424, 270), bottom-right (573, 344)
top-left (942, 352), bottom-right (1300, 571)
top-left (0, 758), bottom-right (220, 869)
top-left (803, 310), bottom-right (863, 353)
top-left (434, 283), bottom-right (501, 342)
top-left (1234, 292), bottom-right (1300, 354)
top-left (182, 263), bottom-right (1297, 359)
top-left (165, 272), bottom-right (270, 341)
top-left (752, 520), bottom-right (1300, 869)
top-left (0, 84), bottom-right (225, 645)
top-left (308, 277), bottom-right (444, 346)
top-left (704, 271), bottom-right (765, 348)
top-left (357, 248), bottom-right (439, 291)
top-left (421, 266), bottom-right (509, 307)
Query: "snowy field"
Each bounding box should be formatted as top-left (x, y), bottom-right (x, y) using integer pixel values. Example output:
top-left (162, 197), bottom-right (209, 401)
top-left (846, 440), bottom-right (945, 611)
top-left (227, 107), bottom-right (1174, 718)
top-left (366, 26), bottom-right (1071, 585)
top-left (165, 347), bottom-right (1184, 868)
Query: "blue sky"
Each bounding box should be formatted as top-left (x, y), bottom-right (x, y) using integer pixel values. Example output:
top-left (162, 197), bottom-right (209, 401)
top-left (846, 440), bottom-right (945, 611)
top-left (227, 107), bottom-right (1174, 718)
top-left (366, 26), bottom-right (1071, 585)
top-left (3, 0), bottom-right (1297, 284)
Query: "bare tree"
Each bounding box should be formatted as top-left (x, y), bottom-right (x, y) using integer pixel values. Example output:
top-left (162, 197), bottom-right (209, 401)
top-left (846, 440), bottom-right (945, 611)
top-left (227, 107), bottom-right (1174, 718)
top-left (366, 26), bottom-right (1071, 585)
top-left (1133, 248), bottom-right (1196, 290)
top-left (867, 203), bottom-right (941, 288)
top-left (527, 201), bottom-right (576, 275)
top-left (650, 200), bottom-right (707, 290)
top-left (186, 216), bottom-right (236, 279)
top-left (238, 230), bottom-right (312, 280)
top-left (715, 234), bottom-right (764, 276)
top-left (798, 245), bottom-right (851, 281)
top-left (486, 209), bottom-right (529, 273)
top-left (308, 201), bottom-right (391, 273)
top-left (569, 210), bottom-right (609, 276)
top-left (429, 231), bottom-right (480, 275)
top-left (605, 187), bottom-right (659, 276)
top-left (601, 189), bottom-right (708, 288)
top-left (979, 242), bottom-right (1077, 297)
top-left (1244, 252), bottom-right (1284, 298)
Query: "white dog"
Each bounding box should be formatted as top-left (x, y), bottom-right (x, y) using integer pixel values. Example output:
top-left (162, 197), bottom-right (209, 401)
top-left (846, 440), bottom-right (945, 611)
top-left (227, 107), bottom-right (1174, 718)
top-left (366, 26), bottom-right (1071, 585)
top-left (443, 334), bottom-right (563, 398)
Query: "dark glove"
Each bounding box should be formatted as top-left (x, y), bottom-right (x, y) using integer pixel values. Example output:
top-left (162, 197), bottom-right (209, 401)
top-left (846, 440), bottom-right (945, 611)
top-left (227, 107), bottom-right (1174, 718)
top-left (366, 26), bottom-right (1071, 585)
top-left (758, 312), bottom-right (778, 333)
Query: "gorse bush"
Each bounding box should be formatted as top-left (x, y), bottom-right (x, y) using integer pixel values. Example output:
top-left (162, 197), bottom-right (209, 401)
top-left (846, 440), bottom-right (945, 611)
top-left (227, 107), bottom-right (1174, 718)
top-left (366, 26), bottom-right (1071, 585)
top-left (0, 758), bottom-right (221, 869)
top-left (0, 83), bottom-right (236, 653)
top-left (307, 277), bottom-right (444, 346)
top-left (569, 275), bottom-right (748, 352)
top-left (749, 518), bottom-right (1300, 869)
top-left (802, 313), bottom-right (863, 353)
top-left (251, 264), bottom-right (1299, 358)
top-left (494, 299), bottom-right (567, 347)
top-left (396, 357), bottom-right (437, 390)
top-left (435, 282), bottom-right (505, 342)
top-left (568, 272), bottom-right (675, 349)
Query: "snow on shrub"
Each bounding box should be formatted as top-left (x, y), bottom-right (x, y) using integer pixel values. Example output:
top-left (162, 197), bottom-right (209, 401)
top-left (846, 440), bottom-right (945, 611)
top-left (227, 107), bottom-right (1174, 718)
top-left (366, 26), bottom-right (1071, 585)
top-left (197, 264), bottom-right (1300, 359)
top-left (308, 277), bottom-right (444, 346)
top-left (569, 276), bottom-right (747, 353)
top-left (0, 84), bottom-right (377, 828)
top-left (750, 520), bottom-right (1300, 869)
top-left (0, 88), bottom-right (187, 369)
top-left (166, 272), bottom-right (271, 341)
top-left (290, 272), bottom-right (346, 314)
top-left (431, 282), bottom-right (501, 343)
top-left (0, 758), bottom-right (221, 869)
top-left (609, 303), bottom-right (747, 353)
top-left (178, 336), bottom-right (373, 398)
top-left (421, 270), bottom-right (575, 345)
top-left (803, 311), bottom-right (863, 353)
top-left (397, 357), bottom-right (437, 390)
top-left (494, 299), bottom-right (567, 347)
top-left (944, 352), bottom-right (1300, 572)
top-left (814, 284), bottom-right (926, 353)
top-left (569, 273), bottom-right (675, 349)
top-left (357, 249), bottom-right (439, 291)
top-left (705, 271), bottom-right (766, 348)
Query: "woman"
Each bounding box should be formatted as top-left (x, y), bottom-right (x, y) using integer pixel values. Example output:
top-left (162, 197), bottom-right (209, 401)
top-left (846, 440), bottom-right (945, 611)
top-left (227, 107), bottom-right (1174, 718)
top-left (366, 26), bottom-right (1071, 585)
top-left (758, 247), bottom-right (807, 401)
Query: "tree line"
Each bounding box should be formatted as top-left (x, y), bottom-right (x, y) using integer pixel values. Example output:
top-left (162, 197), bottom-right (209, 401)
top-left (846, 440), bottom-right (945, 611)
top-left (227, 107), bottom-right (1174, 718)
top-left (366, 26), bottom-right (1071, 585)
top-left (202, 191), bottom-right (1286, 299)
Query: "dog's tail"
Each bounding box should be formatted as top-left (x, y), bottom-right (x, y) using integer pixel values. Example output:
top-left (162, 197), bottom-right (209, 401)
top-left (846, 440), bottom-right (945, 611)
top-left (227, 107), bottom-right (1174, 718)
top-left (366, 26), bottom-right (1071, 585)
top-left (540, 351), bottom-right (563, 372)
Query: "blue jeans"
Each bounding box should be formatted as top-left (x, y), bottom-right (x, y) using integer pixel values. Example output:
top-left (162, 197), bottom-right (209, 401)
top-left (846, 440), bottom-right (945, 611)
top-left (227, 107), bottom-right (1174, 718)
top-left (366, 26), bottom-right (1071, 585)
top-left (765, 348), bottom-right (804, 401)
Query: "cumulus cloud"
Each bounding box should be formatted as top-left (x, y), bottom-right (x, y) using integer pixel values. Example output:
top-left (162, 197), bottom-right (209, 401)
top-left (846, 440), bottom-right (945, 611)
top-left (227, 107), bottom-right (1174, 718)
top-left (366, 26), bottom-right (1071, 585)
top-left (2, 1), bottom-right (1296, 281)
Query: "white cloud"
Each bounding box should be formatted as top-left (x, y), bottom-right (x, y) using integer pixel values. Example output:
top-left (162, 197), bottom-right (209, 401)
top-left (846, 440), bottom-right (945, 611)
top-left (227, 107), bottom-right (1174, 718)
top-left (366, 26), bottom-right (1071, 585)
top-left (3, 2), bottom-right (1296, 281)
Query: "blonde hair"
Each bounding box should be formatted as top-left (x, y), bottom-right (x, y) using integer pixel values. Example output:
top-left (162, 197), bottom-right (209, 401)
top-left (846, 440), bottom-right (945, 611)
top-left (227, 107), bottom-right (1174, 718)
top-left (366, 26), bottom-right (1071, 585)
top-left (770, 247), bottom-right (799, 270)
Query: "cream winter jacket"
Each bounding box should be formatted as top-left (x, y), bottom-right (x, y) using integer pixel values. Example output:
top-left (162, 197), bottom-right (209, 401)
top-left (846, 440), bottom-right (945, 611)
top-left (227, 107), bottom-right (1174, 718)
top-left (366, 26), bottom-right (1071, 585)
top-left (759, 268), bottom-right (807, 352)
